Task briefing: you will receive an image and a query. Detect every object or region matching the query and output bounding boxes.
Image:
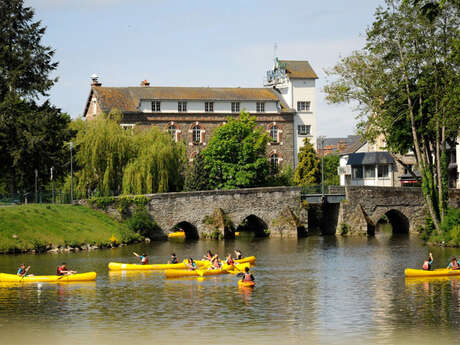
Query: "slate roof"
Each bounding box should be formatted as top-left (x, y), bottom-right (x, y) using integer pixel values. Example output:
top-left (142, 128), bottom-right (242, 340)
top-left (279, 60), bottom-right (318, 79)
top-left (346, 152), bottom-right (395, 166)
top-left (339, 137), bottom-right (366, 155)
top-left (84, 86), bottom-right (295, 116)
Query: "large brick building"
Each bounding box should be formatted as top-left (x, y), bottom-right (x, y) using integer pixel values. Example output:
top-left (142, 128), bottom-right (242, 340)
top-left (83, 59), bottom-right (318, 169)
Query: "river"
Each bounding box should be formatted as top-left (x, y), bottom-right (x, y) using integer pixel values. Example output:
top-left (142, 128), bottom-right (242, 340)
top-left (0, 229), bottom-right (459, 345)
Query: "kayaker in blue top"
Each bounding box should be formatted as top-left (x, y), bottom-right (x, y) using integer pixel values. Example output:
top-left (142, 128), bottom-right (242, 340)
top-left (133, 252), bottom-right (149, 265)
top-left (186, 258), bottom-right (197, 270)
top-left (447, 257), bottom-right (459, 270)
top-left (17, 264), bottom-right (30, 277)
top-left (168, 253), bottom-right (178, 264)
top-left (422, 252), bottom-right (433, 270)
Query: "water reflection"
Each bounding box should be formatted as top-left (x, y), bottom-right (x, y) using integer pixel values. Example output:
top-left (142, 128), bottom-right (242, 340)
top-left (0, 236), bottom-right (459, 344)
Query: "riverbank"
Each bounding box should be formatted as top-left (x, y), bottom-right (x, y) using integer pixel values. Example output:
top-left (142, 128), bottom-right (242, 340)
top-left (0, 204), bottom-right (142, 253)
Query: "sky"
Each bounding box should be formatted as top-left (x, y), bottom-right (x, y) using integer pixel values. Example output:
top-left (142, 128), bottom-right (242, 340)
top-left (25, 0), bottom-right (385, 138)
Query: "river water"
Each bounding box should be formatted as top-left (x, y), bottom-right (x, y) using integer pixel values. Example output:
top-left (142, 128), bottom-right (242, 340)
top-left (0, 230), bottom-right (459, 345)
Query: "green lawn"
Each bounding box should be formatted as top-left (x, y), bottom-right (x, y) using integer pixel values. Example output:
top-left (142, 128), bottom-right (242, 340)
top-left (0, 204), bottom-right (141, 253)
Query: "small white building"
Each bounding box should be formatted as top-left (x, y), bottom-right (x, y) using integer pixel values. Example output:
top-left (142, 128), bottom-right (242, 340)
top-left (339, 140), bottom-right (396, 187)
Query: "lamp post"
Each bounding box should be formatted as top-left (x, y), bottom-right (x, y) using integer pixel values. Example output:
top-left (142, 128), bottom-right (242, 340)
top-left (50, 166), bottom-right (55, 204)
top-left (321, 136), bottom-right (325, 198)
top-left (34, 169), bottom-right (38, 203)
top-left (70, 142), bottom-right (73, 204)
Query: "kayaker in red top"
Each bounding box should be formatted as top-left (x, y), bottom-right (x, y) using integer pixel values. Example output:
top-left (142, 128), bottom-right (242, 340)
top-left (17, 264), bottom-right (30, 277)
top-left (225, 253), bottom-right (235, 266)
top-left (133, 252), bottom-right (149, 265)
top-left (56, 263), bottom-right (77, 276)
top-left (422, 253), bottom-right (433, 270)
top-left (241, 266), bottom-right (254, 282)
top-left (447, 257), bottom-right (459, 270)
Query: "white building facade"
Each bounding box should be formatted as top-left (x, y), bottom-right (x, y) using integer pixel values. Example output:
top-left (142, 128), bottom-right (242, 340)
top-left (265, 59), bottom-right (318, 166)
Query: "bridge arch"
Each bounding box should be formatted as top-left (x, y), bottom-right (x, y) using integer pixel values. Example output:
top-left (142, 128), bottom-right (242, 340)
top-left (171, 221), bottom-right (199, 240)
top-left (236, 214), bottom-right (269, 237)
top-left (373, 209), bottom-right (410, 234)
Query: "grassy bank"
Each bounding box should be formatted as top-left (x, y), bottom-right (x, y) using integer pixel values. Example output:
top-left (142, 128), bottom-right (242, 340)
top-left (0, 204), bottom-right (141, 253)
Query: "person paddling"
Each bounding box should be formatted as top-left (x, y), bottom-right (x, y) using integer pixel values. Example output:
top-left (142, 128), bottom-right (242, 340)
top-left (203, 250), bottom-right (213, 261)
top-left (186, 258), bottom-right (197, 270)
top-left (56, 263), bottom-right (76, 276)
top-left (241, 266), bottom-right (254, 283)
top-left (168, 253), bottom-right (178, 264)
top-left (234, 249), bottom-right (243, 260)
top-left (133, 252), bottom-right (149, 265)
top-left (447, 257), bottom-right (459, 270)
top-left (422, 252), bottom-right (433, 270)
top-left (225, 253), bottom-right (235, 266)
top-left (17, 264), bottom-right (30, 277)
top-left (210, 256), bottom-right (221, 270)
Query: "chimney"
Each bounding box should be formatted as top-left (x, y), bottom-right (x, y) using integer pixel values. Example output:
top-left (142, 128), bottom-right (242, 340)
top-left (140, 79), bottom-right (150, 87)
top-left (91, 74), bottom-right (101, 87)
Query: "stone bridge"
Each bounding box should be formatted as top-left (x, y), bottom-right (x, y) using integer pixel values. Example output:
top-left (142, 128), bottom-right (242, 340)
top-left (337, 186), bottom-right (460, 235)
top-left (85, 186), bottom-right (460, 238)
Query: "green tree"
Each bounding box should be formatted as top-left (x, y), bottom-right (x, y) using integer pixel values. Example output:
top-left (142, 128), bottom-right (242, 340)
top-left (294, 137), bottom-right (320, 185)
top-left (324, 155), bottom-right (340, 185)
top-left (73, 110), bottom-right (135, 196)
top-left (202, 111), bottom-right (270, 189)
top-left (0, 1), bottom-right (70, 195)
top-left (323, 0), bottom-right (459, 233)
top-left (122, 127), bottom-right (186, 194)
top-left (184, 151), bottom-right (210, 191)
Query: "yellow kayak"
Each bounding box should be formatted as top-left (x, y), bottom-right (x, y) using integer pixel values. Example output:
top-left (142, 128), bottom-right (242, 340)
top-left (404, 268), bottom-right (460, 277)
top-left (168, 231), bottom-right (185, 238)
top-left (0, 272), bottom-right (96, 282)
top-left (238, 280), bottom-right (255, 288)
top-left (108, 262), bottom-right (202, 271)
top-left (165, 262), bottom-right (250, 278)
top-left (186, 256), bottom-right (256, 267)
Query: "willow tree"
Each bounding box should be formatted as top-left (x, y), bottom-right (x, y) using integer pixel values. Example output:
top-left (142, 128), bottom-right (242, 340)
top-left (323, 0), bottom-right (459, 233)
top-left (73, 110), bottom-right (134, 196)
top-left (122, 127), bottom-right (186, 194)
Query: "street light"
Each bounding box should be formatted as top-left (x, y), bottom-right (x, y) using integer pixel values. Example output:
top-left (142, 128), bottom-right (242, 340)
top-left (70, 142), bottom-right (73, 204)
top-left (321, 136), bottom-right (325, 198)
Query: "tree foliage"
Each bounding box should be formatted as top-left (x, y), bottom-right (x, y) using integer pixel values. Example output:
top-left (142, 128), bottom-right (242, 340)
top-left (184, 151), bottom-right (210, 191)
top-left (294, 137), bottom-right (320, 185)
top-left (0, 1), bottom-right (71, 195)
top-left (324, 155), bottom-right (340, 186)
top-left (73, 111), bottom-right (186, 196)
top-left (201, 112), bottom-right (270, 189)
top-left (323, 0), bottom-right (459, 233)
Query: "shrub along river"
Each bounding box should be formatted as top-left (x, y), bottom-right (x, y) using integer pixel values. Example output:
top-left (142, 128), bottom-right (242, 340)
top-left (0, 229), bottom-right (459, 345)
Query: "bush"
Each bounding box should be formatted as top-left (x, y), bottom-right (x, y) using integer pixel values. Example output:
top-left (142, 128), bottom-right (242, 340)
top-left (126, 207), bottom-right (158, 238)
top-left (423, 208), bottom-right (460, 246)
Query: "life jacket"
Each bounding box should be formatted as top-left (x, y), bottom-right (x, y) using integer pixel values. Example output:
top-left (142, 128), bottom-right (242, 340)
top-left (226, 258), bottom-right (234, 265)
top-left (57, 266), bottom-right (64, 276)
top-left (243, 273), bottom-right (253, 282)
top-left (422, 261), bottom-right (430, 270)
top-left (171, 257), bottom-right (178, 264)
top-left (18, 267), bottom-right (25, 275)
top-left (451, 261), bottom-right (459, 270)
top-left (141, 256), bottom-right (148, 265)
top-left (236, 254), bottom-right (242, 260)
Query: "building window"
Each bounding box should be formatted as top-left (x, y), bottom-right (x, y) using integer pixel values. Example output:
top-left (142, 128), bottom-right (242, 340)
top-left (353, 166), bottom-right (363, 179)
top-left (297, 101), bottom-right (311, 112)
top-left (270, 125), bottom-right (278, 143)
top-left (205, 102), bottom-right (214, 112)
top-left (178, 101), bottom-right (187, 112)
top-left (378, 165), bottom-right (389, 178)
top-left (270, 153), bottom-right (279, 171)
top-left (297, 125), bottom-right (311, 136)
top-left (120, 124), bottom-right (135, 134)
top-left (151, 100), bottom-right (161, 112)
top-left (364, 165), bottom-right (376, 178)
top-left (168, 125), bottom-right (177, 141)
top-left (256, 102), bottom-right (265, 112)
top-left (231, 102), bottom-right (240, 113)
top-left (192, 125), bottom-right (201, 144)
